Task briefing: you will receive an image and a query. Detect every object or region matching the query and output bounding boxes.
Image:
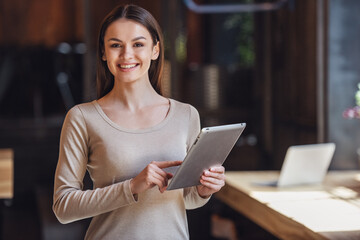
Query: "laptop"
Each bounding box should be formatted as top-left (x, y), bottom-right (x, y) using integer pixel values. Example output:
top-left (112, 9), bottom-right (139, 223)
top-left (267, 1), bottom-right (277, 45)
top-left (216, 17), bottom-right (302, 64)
top-left (256, 143), bottom-right (336, 187)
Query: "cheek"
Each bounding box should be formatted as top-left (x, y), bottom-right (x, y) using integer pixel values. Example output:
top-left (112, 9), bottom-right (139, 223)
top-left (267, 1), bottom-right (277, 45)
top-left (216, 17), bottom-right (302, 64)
top-left (105, 50), bottom-right (116, 61)
top-left (139, 51), bottom-right (154, 65)
top-left (107, 61), bottom-right (115, 71)
top-left (136, 47), bottom-right (153, 58)
top-left (106, 59), bottom-right (118, 76)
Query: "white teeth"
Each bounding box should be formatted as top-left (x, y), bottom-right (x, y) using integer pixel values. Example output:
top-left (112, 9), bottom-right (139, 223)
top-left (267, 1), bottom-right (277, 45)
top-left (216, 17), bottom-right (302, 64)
top-left (120, 64), bottom-right (137, 69)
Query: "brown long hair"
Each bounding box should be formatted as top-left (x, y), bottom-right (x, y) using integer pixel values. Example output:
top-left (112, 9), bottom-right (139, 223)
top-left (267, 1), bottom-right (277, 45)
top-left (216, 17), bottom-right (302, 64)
top-left (96, 4), bottom-right (164, 99)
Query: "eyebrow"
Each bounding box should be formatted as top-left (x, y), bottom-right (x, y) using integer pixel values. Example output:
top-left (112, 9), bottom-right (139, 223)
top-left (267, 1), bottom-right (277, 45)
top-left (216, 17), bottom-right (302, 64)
top-left (107, 36), bottom-right (147, 42)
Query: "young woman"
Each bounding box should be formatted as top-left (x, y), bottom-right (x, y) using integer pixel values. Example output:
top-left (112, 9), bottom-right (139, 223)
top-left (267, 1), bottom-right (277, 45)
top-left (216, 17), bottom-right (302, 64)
top-left (53, 4), bottom-right (225, 239)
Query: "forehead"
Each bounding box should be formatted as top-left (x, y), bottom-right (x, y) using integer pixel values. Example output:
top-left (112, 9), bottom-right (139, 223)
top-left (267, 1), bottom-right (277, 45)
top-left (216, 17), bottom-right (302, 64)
top-left (105, 18), bottom-right (152, 41)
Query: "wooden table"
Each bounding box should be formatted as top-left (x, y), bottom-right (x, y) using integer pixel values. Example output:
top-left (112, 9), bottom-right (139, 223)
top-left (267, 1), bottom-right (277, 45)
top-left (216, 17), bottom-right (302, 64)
top-left (0, 149), bottom-right (13, 199)
top-left (0, 148), bottom-right (13, 238)
top-left (215, 171), bottom-right (360, 240)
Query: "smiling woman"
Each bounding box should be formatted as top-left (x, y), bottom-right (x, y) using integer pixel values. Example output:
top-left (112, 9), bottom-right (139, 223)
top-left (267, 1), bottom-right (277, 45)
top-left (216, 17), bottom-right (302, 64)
top-left (52, 4), bottom-right (226, 240)
top-left (96, 5), bottom-right (164, 98)
top-left (101, 19), bottom-right (160, 86)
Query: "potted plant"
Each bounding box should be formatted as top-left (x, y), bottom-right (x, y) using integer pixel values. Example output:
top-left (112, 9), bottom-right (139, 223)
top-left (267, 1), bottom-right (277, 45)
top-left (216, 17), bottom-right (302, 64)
top-left (343, 83), bottom-right (360, 119)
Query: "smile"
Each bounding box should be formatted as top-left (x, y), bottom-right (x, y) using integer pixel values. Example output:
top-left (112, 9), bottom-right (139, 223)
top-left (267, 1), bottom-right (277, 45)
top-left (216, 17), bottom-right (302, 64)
top-left (118, 64), bottom-right (138, 69)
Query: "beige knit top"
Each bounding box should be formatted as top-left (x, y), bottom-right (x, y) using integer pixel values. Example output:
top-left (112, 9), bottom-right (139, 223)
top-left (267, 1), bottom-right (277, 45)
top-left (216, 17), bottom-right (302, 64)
top-left (53, 99), bottom-right (209, 240)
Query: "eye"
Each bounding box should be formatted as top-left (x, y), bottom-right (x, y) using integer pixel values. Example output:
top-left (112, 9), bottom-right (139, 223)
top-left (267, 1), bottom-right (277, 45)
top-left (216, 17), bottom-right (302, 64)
top-left (134, 42), bottom-right (144, 47)
top-left (110, 43), bottom-right (121, 48)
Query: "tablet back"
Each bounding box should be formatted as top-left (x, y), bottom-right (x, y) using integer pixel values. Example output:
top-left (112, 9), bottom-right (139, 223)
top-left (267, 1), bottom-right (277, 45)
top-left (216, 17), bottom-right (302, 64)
top-left (167, 123), bottom-right (246, 190)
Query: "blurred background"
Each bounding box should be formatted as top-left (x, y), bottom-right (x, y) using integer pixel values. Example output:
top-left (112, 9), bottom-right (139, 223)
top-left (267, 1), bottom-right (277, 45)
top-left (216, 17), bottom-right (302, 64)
top-left (0, 0), bottom-right (360, 239)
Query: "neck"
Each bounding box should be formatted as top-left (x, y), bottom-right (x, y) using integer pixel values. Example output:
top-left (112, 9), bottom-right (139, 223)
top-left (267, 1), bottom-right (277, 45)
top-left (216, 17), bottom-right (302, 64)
top-left (105, 78), bottom-right (162, 111)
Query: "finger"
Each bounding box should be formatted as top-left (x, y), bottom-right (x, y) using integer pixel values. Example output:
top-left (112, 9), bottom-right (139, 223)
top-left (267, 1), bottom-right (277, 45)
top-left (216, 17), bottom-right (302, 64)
top-left (154, 160), bottom-right (183, 169)
top-left (199, 179), bottom-right (223, 191)
top-left (201, 175), bottom-right (225, 186)
top-left (153, 175), bottom-right (168, 193)
top-left (208, 166), bottom-right (225, 173)
top-left (148, 165), bottom-right (174, 189)
top-left (152, 170), bottom-right (170, 185)
top-left (151, 174), bottom-right (168, 190)
top-left (147, 164), bottom-right (168, 180)
top-left (159, 185), bottom-right (168, 193)
top-left (157, 173), bottom-right (174, 193)
top-left (203, 170), bottom-right (225, 180)
top-left (149, 164), bottom-right (175, 180)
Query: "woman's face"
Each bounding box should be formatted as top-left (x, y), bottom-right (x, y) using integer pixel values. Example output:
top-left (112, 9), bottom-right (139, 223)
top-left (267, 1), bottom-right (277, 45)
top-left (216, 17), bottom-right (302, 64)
top-left (102, 18), bottom-right (159, 85)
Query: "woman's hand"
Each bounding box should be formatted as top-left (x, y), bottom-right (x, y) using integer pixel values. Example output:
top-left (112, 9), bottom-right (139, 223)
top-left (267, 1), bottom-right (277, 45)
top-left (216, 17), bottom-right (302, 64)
top-left (130, 161), bottom-right (182, 195)
top-left (196, 166), bottom-right (225, 198)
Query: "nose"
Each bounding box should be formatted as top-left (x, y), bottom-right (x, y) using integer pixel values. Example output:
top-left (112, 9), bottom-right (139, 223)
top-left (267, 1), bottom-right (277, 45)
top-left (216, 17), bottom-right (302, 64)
top-left (120, 45), bottom-right (133, 59)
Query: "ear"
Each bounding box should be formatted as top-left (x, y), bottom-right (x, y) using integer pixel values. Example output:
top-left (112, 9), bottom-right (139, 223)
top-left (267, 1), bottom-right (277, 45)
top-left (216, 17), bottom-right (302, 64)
top-left (102, 52), bottom-right (107, 61)
top-left (151, 42), bottom-right (160, 60)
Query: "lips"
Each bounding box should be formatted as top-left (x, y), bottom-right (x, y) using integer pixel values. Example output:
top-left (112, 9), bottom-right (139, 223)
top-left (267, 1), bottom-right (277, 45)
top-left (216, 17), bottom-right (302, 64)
top-left (118, 63), bottom-right (139, 69)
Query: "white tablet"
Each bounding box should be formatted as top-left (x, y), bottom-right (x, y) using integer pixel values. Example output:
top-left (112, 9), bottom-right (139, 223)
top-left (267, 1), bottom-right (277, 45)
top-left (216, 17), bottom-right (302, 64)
top-left (166, 123), bottom-right (246, 190)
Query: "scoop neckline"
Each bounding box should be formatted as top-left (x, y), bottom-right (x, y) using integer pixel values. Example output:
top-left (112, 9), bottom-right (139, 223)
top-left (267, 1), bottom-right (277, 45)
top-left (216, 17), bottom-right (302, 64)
top-left (92, 98), bottom-right (174, 133)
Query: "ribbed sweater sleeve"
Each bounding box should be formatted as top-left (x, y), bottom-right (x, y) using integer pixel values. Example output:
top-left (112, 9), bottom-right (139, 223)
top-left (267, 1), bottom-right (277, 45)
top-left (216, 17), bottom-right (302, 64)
top-left (52, 106), bottom-right (137, 224)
